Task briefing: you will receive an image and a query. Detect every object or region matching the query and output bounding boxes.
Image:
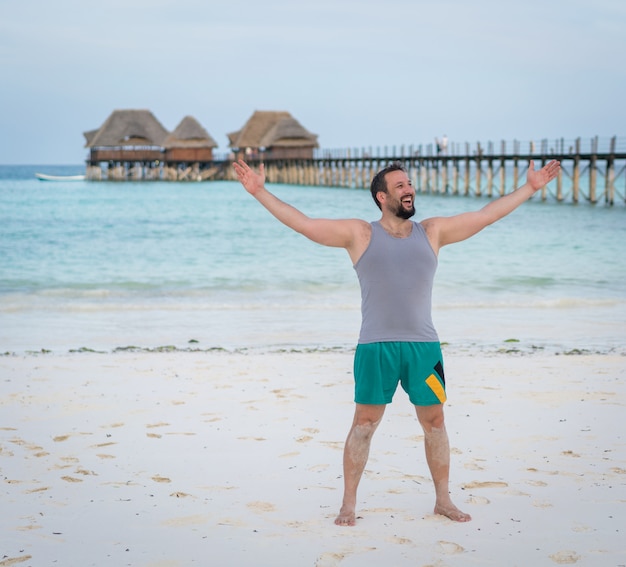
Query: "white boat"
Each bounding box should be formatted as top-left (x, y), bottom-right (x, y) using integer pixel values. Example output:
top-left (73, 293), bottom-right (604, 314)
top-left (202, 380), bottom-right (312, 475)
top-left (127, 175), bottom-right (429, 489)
top-left (35, 173), bottom-right (86, 181)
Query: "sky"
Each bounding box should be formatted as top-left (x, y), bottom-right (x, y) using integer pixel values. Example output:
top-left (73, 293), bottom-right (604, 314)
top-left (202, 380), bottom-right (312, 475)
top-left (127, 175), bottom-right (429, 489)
top-left (1, 0), bottom-right (624, 164)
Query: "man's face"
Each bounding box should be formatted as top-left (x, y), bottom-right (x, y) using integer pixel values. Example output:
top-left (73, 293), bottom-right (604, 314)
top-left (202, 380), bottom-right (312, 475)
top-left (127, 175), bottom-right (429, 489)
top-left (381, 170), bottom-right (415, 219)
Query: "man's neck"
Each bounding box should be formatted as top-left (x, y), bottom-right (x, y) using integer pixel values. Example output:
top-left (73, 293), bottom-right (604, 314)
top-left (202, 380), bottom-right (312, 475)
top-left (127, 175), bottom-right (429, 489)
top-left (379, 216), bottom-right (413, 238)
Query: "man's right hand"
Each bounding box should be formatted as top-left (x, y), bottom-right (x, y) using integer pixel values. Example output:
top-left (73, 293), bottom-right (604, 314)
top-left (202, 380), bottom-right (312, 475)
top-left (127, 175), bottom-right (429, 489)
top-left (233, 160), bottom-right (265, 196)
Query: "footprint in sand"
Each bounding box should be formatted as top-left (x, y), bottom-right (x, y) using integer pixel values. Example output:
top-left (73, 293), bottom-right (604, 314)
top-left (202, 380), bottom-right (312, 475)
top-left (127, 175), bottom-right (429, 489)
top-left (246, 501), bottom-right (275, 513)
top-left (280, 451), bottom-right (300, 458)
top-left (91, 441), bottom-right (116, 448)
top-left (170, 491), bottom-right (192, 498)
top-left (438, 540), bottom-right (465, 554)
top-left (0, 555), bottom-right (33, 565)
top-left (146, 422), bottom-right (170, 429)
top-left (464, 461), bottom-right (486, 471)
top-left (466, 495), bottom-right (490, 505)
top-left (561, 450), bottom-right (581, 458)
top-left (75, 468), bottom-right (98, 476)
top-left (315, 552), bottom-right (345, 567)
top-left (24, 486), bottom-right (50, 494)
top-left (61, 476), bottom-right (83, 483)
top-left (152, 475), bottom-right (171, 483)
top-left (60, 456), bottom-right (79, 464)
top-left (388, 536), bottom-right (413, 545)
top-left (549, 550), bottom-right (581, 564)
top-left (461, 481), bottom-right (508, 489)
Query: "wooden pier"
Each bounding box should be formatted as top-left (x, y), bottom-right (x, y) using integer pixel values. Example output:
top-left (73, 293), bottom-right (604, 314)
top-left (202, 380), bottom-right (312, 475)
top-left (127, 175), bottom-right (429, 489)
top-left (87, 136), bottom-right (625, 206)
top-left (229, 136), bottom-right (626, 206)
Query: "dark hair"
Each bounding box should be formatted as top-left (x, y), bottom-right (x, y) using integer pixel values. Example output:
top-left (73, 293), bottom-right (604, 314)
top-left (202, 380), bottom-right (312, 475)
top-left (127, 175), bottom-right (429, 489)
top-left (370, 162), bottom-right (407, 209)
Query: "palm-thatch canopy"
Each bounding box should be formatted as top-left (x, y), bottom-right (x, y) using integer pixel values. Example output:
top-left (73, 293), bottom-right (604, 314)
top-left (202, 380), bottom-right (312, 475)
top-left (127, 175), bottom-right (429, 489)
top-left (85, 109), bottom-right (169, 148)
top-left (162, 116), bottom-right (217, 149)
top-left (83, 129), bottom-right (100, 146)
top-left (228, 111), bottom-right (318, 151)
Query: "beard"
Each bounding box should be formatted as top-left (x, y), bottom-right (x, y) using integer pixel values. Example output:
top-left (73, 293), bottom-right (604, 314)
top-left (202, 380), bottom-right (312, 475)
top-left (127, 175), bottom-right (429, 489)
top-left (392, 201), bottom-right (415, 220)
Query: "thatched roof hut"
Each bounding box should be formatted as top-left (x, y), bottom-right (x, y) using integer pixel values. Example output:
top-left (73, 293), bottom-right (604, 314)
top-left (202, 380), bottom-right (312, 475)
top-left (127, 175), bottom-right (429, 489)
top-left (163, 116), bottom-right (218, 162)
top-left (228, 111), bottom-right (318, 159)
top-left (84, 109), bottom-right (169, 163)
top-left (85, 109), bottom-right (169, 148)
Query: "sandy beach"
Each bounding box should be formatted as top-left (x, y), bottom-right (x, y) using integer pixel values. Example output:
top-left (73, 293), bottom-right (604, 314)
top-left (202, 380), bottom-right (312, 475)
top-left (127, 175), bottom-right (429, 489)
top-left (1, 350), bottom-right (624, 566)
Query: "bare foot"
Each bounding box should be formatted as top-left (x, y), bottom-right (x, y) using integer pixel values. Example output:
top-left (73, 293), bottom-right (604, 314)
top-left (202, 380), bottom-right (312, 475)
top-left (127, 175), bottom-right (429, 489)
top-left (434, 502), bottom-right (472, 522)
top-left (334, 505), bottom-right (356, 526)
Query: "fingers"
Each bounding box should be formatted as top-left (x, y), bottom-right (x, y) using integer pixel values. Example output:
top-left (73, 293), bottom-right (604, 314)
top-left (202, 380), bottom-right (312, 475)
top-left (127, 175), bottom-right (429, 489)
top-left (544, 159), bottom-right (561, 177)
top-left (233, 159), bottom-right (262, 175)
top-left (233, 160), bottom-right (248, 173)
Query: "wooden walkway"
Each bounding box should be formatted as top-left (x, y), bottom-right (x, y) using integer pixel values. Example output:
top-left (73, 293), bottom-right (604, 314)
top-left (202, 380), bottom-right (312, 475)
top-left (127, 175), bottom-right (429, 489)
top-left (228, 136), bottom-right (626, 206)
top-left (86, 136), bottom-right (626, 205)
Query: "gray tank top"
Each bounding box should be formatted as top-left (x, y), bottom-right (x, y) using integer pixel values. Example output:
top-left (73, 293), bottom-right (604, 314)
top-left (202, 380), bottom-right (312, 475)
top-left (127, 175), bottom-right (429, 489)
top-left (354, 221), bottom-right (439, 344)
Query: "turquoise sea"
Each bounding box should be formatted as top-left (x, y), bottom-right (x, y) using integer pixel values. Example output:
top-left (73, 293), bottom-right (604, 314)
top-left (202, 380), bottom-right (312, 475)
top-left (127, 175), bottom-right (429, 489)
top-left (1, 165), bottom-right (625, 355)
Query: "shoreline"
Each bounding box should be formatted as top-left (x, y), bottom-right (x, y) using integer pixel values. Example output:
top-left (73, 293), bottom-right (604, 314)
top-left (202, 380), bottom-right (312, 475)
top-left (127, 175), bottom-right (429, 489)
top-left (1, 350), bottom-right (624, 566)
top-left (3, 340), bottom-right (624, 358)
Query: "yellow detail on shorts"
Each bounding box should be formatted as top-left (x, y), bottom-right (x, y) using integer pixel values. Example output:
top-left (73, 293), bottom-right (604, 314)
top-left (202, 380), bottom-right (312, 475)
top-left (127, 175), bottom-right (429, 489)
top-left (425, 374), bottom-right (447, 403)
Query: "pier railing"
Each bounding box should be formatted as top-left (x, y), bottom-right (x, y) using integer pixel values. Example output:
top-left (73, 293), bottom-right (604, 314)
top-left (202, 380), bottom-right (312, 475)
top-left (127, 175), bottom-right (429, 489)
top-left (237, 136), bottom-right (625, 206)
top-left (311, 136), bottom-right (626, 160)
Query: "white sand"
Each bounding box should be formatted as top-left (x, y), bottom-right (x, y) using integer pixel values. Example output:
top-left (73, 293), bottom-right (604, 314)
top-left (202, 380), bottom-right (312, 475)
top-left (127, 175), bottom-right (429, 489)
top-left (1, 350), bottom-right (624, 566)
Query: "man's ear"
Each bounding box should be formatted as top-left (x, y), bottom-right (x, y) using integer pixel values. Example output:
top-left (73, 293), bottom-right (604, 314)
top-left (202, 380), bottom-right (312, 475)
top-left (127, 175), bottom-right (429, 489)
top-left (376, 191), bottom-right (387, 205)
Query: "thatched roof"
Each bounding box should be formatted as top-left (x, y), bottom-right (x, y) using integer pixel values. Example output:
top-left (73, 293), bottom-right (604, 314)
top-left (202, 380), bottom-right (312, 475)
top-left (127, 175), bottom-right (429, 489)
top-left (162, 116), bottom-right (217, 149)
top-left (85, 109), bottom-right (169, 148)
top-left (83, 129), bottom-right (99, 145)
top-left (228, 111), bottom-right (318, 149)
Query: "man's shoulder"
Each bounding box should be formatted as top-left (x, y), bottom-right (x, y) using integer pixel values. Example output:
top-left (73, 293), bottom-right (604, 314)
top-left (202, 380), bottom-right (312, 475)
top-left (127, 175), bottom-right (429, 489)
top-left (353, 219), bottom-right (373, 238)
top-left (341, 218), bottom-right (372, 232)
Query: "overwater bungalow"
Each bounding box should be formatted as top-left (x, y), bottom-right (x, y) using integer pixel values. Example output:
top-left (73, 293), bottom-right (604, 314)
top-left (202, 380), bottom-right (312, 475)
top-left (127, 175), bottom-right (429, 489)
top-left (162, 116), bottom-right (219, 181)
top-left (228, 110), bottom-right (319, 161)
top-left (84, 109), bottom-right (218, 181)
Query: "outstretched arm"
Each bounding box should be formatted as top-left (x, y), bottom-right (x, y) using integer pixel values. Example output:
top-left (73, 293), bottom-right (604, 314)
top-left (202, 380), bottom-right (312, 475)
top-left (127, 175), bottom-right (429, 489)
top-left (423, 159), bottom-right (560, 252)
top-left (233, 160), bottom-right (364, 250)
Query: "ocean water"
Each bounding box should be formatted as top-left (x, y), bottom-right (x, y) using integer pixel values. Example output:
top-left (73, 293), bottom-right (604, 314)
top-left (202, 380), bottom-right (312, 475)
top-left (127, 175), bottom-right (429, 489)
top-left (1, 165), bottom-right (625, 355)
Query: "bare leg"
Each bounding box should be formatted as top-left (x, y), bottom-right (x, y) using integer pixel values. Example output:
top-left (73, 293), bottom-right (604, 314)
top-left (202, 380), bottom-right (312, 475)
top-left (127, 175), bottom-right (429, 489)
top-left (334, 404), bottom-right (385, 526)
top-left (416, 404), bottom-right (471, 522)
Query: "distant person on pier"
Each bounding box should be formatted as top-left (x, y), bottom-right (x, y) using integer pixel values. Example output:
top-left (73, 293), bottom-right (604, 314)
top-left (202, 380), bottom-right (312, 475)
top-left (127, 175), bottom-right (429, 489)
top-left (441, 134), bottom-right (448, 155)
top-left (233, 157), bottom-right (561, 526)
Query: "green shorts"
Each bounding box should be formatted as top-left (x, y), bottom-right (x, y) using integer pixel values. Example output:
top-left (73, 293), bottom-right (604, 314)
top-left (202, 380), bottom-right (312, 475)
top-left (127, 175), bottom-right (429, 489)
top-left (353, 342), bottom-right (446, 406)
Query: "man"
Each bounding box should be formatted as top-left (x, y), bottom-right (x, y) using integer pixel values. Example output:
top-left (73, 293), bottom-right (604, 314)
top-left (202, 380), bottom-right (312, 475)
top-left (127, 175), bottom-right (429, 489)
top-left (233, 158), bottom-right (560, 526)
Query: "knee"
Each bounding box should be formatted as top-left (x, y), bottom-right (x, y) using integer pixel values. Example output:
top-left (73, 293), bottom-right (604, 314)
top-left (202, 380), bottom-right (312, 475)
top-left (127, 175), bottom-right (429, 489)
top-left (353, 417), bottom-right (380, 437)
top-left (351, 414), bottom-right (382, 441)
top-left (352, 405), bottom-right (384, 433)
top-left (417, 406), bottom-right (445, 432)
